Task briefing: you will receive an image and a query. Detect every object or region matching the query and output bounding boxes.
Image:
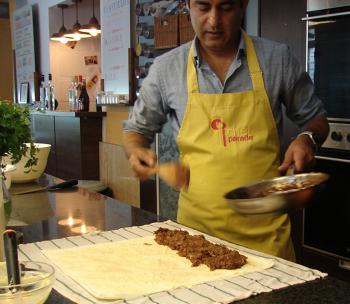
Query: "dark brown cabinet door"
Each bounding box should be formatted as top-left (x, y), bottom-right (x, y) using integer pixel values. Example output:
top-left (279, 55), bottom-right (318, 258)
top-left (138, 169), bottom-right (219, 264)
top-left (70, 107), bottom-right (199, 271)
top-left (31, 114), bottom-right (57, 176)
top-left (55, 116), bottom-right (82, 180)
top-left (31, 113), bottom-right (103, 181)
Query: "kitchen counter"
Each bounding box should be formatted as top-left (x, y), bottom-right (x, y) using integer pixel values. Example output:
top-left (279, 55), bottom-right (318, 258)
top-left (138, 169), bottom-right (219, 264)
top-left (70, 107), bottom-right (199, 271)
top-left (30, 112), bottom-right (104, 180)
top-left (30, 110), bottom-right (106, 117)
top-left (7, 174), bottom-right (350, 304)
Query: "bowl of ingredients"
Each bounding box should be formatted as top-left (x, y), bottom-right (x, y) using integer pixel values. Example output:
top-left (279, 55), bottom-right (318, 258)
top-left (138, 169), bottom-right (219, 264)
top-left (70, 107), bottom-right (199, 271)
top-left (3, 143), bottom-right (51, 183)
top-left (224, 172), bottom-right (329, 215)
top-left (0, 261), bottom-right (55, 304)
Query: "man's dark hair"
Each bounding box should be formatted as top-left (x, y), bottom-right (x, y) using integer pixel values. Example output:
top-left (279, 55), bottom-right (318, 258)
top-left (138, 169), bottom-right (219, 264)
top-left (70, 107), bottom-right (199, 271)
top-left (186, 0), bottom-right (244, 9)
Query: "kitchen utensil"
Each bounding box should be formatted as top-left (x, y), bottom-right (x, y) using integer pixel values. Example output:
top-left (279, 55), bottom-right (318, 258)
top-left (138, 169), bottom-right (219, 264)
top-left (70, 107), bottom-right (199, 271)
top-left (0, 261), bottom-right (55, 303)
top-left (3, 229), bottom-right (20, 286)
top-left (12, 179), bottom-right (78, 195)
top-left (224, 172), bottom-right (329, 215)
top-left (150, 162), bottom-right (189, 190)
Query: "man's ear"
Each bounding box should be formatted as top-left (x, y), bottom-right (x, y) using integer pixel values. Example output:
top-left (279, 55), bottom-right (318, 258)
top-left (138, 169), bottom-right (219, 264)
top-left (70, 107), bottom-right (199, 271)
top-left (241, 0), bottom-right (249, 10)
top-left (243, 0), bottom-right (249, 9)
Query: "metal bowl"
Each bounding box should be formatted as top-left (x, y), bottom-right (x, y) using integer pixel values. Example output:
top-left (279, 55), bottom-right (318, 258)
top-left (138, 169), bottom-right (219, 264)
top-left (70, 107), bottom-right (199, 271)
top-left (224, 172), bottom-right (329, 215)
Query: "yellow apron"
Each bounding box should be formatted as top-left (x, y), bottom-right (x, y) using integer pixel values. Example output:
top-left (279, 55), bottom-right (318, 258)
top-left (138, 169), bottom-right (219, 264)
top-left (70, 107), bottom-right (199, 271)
top-left (177, 32), bottom-right (295, 261)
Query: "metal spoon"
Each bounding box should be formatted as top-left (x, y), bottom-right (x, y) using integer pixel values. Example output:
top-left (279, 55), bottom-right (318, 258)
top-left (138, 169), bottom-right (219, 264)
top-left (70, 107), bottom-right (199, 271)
top-left (3, 229), bottom-right (20, 287)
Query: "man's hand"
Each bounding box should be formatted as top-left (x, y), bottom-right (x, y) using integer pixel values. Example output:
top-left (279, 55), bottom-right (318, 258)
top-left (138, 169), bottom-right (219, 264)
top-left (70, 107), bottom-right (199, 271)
top-left (278, 134), bottom-right (316, 174)
top-left (279, 115), bottom-right (329, 174)
top-left (123, 131), bottom-right (157, 180)
top-left (128, 147), bottom-right (157, 180)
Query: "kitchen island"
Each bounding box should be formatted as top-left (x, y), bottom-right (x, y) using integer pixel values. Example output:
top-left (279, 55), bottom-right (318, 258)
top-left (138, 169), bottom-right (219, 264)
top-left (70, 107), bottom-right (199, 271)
top-left (7, 175), bottom-right (350, 304)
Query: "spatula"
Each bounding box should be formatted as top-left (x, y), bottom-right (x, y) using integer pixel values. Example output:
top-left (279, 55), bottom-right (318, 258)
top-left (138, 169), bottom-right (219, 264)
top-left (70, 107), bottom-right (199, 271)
top-left (150, 162), bottom-right (189, 190)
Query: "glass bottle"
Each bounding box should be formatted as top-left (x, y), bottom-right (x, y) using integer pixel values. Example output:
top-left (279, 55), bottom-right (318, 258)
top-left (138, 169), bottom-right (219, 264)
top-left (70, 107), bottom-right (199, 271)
top-left (68, 77), bottom-right (76, 111)
top-left (79, 79), bottom-right (90, 111)
top-left (39, 74), bottom-right (46, 110)
top-left (45, 74), bottom-right (55, 111)
top-left (73, 76), bottom-right (80, 112)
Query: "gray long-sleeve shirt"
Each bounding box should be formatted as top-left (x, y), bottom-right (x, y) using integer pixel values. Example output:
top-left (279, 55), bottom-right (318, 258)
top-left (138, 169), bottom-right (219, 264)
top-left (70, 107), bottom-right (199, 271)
top-left (123, 33), bottom-right (326, 143)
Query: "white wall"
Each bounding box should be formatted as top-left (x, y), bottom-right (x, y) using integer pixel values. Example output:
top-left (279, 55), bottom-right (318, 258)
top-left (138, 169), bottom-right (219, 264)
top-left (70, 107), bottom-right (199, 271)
top-left (245, 0), bottom-right (259, 36)
top-left (50, 37), bottom-right (101, 110)
top-left (16, 0), bottom-right (100, 79)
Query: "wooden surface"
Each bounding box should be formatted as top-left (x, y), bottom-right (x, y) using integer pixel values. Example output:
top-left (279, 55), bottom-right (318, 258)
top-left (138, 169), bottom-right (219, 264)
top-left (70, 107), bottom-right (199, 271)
top-left (103, 106), bottom-right (129, 145)
top-left (99, 141), bottom-right (140, 207)
top-left (0, 18), bottom-right (14, 101)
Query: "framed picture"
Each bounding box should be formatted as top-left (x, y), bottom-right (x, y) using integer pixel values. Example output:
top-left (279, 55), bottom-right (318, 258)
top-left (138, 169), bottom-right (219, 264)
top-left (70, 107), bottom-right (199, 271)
top-left (19, 82), bottom-right (29, 104)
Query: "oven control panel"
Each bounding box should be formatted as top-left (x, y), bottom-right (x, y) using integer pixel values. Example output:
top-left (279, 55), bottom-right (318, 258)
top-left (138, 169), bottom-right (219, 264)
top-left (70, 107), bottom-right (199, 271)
top-left (322, 122), bottom-right (350, 150)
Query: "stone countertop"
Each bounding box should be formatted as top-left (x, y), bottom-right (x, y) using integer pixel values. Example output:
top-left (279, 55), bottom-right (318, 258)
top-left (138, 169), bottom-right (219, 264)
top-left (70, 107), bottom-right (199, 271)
top-left (7, 174), bottom-right (350, 304)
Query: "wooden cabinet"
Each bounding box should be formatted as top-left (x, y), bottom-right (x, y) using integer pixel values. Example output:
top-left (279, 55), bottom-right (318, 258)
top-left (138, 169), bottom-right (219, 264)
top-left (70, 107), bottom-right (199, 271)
top-left (31, 112), bottom-right (104, 180)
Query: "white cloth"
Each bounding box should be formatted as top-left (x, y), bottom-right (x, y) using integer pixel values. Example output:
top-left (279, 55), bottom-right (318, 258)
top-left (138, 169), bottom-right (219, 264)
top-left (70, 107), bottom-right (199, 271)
top-left (18, 221), bottom-right (327, 304)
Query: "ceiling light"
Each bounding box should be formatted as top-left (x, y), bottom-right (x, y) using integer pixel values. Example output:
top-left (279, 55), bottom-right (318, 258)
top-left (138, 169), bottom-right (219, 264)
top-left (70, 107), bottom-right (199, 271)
top-left (50, 4), bottom-right (75, 44)
top-left (64, 0), bottom-right (91, 40)
top-left (79, 0), bottom-right (101, 36)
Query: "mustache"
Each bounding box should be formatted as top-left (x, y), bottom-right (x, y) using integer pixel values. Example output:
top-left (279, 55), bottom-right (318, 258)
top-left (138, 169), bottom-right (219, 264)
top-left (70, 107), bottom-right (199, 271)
top-left (204, 30), bottom-right (224, 34)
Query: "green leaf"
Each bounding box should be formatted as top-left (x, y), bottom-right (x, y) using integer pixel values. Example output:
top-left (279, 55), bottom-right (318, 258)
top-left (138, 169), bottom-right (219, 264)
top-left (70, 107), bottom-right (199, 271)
top-left (0, 100), bottom-right (38, 177)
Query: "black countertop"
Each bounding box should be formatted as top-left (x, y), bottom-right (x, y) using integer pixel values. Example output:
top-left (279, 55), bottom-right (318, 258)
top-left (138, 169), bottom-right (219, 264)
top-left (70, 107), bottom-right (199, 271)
top-left (7, 175), bottom-right (350, 304)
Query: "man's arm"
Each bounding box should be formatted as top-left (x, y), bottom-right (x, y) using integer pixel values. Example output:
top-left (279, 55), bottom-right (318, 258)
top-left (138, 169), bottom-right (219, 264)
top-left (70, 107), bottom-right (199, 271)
top-left (123, 131), bottom-right (157, 180)
top-left (278, 115), bottom-right (329, 173)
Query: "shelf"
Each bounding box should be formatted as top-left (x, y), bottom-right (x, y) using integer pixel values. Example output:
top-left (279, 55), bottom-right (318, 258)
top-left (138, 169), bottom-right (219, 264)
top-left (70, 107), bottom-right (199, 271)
top-left (97, 103), bottom-right (130, 107)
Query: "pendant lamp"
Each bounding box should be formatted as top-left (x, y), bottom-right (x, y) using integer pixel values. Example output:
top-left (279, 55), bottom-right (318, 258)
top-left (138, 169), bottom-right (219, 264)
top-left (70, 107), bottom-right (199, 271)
top-left (79, 0), bottom-right (101, 36)
top-left (50, 4), bottom-right (75, 44)
top-left (64, 0), bottom-right (91, 41)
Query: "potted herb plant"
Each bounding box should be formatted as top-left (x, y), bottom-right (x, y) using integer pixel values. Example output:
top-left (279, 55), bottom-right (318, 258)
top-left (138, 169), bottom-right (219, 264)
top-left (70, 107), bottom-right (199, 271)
top-left (0, 100), bottom-right (38, 221)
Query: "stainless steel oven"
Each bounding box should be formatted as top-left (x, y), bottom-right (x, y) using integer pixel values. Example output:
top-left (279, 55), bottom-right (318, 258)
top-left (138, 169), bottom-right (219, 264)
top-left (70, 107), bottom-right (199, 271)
top-left (303, 0), bottom-right (350, 274)
top-left (304, 0), bottom-right (350, 161)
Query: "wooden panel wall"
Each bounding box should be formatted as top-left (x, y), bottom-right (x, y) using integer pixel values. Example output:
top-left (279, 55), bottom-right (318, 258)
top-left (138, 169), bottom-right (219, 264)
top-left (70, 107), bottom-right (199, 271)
top-left (0, 17), bottom-right (14, 101)
top-left (103, 106), bottom-right (129, 145)
top-left (99, 142), bottom-right (140, 207)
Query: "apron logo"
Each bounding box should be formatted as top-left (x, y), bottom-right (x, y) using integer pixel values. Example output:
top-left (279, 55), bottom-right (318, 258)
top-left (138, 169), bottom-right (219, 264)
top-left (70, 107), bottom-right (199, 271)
top-left (210, 118), bottom-right (254, 147)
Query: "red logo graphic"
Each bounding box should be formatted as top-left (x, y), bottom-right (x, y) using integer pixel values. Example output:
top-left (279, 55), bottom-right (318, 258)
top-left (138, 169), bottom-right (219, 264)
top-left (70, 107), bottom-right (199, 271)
top-left (210, 118), bottom-right (253, 147)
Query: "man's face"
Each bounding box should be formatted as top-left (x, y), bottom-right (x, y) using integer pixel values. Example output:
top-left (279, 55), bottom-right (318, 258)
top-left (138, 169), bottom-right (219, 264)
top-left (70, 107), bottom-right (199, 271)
top-left (189, 0), bottom-right (248, 53)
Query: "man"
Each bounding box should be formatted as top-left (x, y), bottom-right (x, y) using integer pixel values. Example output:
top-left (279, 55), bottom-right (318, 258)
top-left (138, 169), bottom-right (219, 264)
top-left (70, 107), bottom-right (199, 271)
top-left (123, 0), bottom-right (329, 261)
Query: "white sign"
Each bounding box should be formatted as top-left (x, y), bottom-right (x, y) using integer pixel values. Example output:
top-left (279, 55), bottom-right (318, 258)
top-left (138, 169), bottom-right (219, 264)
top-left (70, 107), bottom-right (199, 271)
top-left (13, 5), bottom-right (36, 103)
top-left (101, 0), bottom-right (131, 95)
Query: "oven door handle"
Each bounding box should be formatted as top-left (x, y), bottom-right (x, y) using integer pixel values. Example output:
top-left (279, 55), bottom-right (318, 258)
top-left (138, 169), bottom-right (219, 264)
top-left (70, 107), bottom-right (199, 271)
top-left (315, 155), bottom-right (350, 164)
top-left (302, 11), bottom-right (350, 21)
top-left (339, 259), bottom-right (350, 271)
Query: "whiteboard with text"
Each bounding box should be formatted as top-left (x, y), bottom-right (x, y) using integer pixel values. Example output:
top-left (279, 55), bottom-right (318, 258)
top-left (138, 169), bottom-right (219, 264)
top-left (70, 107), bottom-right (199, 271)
top-left (101, 0), bottom-right (131, 96)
